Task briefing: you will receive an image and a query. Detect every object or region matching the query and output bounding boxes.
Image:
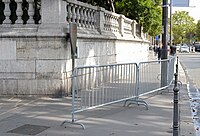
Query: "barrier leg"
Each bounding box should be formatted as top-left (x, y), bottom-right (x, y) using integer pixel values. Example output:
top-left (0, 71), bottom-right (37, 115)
top-left (61, 120), bottom-right (85, 129)
top-left (61, 113), bottom-right (85, 129)
top-left (124, 97), bottom-right (148, 110)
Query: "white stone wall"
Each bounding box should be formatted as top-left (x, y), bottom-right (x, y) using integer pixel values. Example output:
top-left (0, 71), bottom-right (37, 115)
top-left (115, 40), bottom-right (149, 64)
top-left (76, 39), bottom-right (116, 67)
top-left (0, 36), bottom-right (149, 95)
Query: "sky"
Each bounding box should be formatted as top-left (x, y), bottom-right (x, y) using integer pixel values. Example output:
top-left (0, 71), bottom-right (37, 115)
top-left (172, 0), bottom-right (200, 23)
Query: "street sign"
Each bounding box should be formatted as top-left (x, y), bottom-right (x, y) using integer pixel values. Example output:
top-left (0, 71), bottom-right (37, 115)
top-left (69, 23), bottom-right (77, 57)
top-left (172, 0), bottom-right (189, 7)
top-left (155, 35), bottom-right (160, 41)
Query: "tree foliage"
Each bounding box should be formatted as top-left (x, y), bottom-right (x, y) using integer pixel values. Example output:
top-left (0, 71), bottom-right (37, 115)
top-left (115, 0), bottom-right (162, 36)
top-left (78, 0), bottom-right (115, 12)
top-left (196, 20), bottom-right (200, 42)
top-left (172, 11), bottom-right (196, 45)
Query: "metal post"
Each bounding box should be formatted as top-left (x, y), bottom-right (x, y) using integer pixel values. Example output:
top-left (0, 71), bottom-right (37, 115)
top-left (161, 0), bottom-right (169, 87)
top-left (173, 56), bottom-right (179, 136)
top-left (170, 1), bottom-right (172, 47)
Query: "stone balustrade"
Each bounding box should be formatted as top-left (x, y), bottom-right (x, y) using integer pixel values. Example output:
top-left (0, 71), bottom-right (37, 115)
top-left (65, 0), bottom-right (97, 29)
top-left (103, 10), bottom-right (120, 33)
top-left (64, 0), bottom-right (143, 38)
top-left (0, 0), bottom-right (145, 39)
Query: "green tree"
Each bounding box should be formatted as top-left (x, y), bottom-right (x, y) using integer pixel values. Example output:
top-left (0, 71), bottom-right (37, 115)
top-left (78, 0), bottom-right (115, 12)
top-left (115, 0), bottom-right (162, 36)
top-left (196, 20), bottom-right (200, 42)
top-left (172, 11), bottom-right (196, 45)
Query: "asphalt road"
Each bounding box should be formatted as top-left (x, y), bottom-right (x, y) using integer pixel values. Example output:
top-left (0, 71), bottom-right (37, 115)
top-left (178, 52), bottom-right (200, 89)
top-left (178, 52), bottom-right (200, 134)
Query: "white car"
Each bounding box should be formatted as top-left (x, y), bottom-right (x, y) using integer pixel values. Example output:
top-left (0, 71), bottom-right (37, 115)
top-left (176, 45), bottom-right (180, 51)
top-left (179, 45), bottom-right (189, 53)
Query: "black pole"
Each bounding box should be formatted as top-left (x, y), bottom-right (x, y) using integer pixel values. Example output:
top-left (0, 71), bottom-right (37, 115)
top-left (161, 0), bottom-right (168, 87)
top-left (173, 56), bottom-right (179, 136)
top-left (173, 77), bottom-right (179, 136)
top-left (161, 0), bottom-right (168, 60)
top-left (170, 2), bottom-right (172, 47)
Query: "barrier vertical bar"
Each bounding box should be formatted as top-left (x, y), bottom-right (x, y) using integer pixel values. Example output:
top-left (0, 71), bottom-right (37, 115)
top-left (61, 67), bottom-right (85, 129)
top-left (123, 63), bottom-right (148, 109)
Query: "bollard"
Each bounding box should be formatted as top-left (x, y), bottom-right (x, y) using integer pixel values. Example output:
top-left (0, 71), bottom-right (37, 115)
top-left (173, 85), bottom-right (179, 136)
top-left (176, 56), bottom-right (178, 74)
top-left (173, 56), bottom-right (179, 136)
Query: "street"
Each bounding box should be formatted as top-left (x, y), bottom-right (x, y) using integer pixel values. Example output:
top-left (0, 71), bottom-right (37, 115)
top-left (178, 52), bottom-right (200, 89)
top-left (178, 52), bottom-right (200, 134)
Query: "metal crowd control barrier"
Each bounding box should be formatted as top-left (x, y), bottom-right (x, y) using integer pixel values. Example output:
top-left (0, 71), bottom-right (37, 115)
top-left (138, 56), bottom-right (175, 96)
top-left (61, 56), bottom-right (176, 129)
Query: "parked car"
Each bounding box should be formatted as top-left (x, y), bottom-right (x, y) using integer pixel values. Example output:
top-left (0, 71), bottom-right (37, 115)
top-left (179, 45), bottom-right (189, 53)
top-left (176, 45), bottom-right (180, 51)
top-left (194, 42), bottom-right (200, 52)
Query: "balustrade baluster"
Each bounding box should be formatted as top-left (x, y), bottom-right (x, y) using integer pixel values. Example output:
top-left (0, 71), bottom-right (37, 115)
top-left (15, 0), bottom-right (23, 24)
top-left (0, 0), bottom-right (6, 24)
top-left (83, 8), bottom-right (87, 28)
top-left (27, 0), bottom-right (34, 24)
top-left (76, 6), bottom-right (80, 26)
top-left (108, 14), bottom-right (111, 31)
top-left (71, 4), bottom-right (76, 23)
top-left (33, 0), bottom-right (41, 24)
top-left (131, 21), bottom-right (136, 37)
top-left (107, 14), bottom-right (110, 31)
top-left (115, 16), bottom-right (119, 32)
top-left (3, 0), bottom-right (10, 24)
top-left (67, 3), bottom-right (72, 23)
top-left (65, 2), bottom-right (68, 22)
top-left (110, 15), bottom-right (112, 31)
top-left (87, 9), bottom-right (91, 28)
top-left (105, 14), bottom-right (108, 31)
top-left (90, 9), bottom-right (95, 29)
top-left (104, 13), bottom-right (107, 30)
top-left (79, 6), bottom-right (84, 27)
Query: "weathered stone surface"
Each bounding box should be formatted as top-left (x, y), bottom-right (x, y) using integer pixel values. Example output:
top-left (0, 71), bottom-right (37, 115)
top-left (0, 73), bottom-right (35, 79)
top-left (0, 60), bottom-right (35, 73)
top-left (0, 80), bottom-right (18, 94)
top-left (0, 39), bottom-right (16, 60)
top-left (0, 31), bottom-right (149, 95)
top-left (16, 39), bottom-right (70, 60)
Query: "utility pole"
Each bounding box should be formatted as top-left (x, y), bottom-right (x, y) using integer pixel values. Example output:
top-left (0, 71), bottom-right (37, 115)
top-left (170, 0), bottom-right (172, 47)
top-left (161, 0), bottom-right (168, 87)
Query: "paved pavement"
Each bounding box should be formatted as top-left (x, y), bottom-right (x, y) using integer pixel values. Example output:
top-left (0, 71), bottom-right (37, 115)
top-left (0, 52), bottom-right (195, 136)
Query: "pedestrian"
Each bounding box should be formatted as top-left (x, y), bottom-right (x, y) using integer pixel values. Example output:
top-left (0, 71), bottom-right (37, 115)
top-left (154, 45), bottom-right (158, 56)
top-left (157, 42), bottom-right (162, 61)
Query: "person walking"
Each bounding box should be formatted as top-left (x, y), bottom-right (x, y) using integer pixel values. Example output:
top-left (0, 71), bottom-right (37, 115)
top-left (157, 42), bottom-right (162, 61)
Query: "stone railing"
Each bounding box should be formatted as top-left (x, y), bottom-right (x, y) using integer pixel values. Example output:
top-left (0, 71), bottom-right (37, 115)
top-left (64, 0), bottom-right (145, 38)
top-left (65, 0), bottom-right (97, 29)
top-left (0, 0), bottom-right (146, 39)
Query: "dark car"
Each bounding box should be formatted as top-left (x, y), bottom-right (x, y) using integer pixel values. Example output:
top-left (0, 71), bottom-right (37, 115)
top-left (194, 42), bottom-right (200, 52)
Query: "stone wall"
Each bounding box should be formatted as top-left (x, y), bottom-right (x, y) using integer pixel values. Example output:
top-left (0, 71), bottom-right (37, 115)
top-left (0, 37), bottom-right (71, 95)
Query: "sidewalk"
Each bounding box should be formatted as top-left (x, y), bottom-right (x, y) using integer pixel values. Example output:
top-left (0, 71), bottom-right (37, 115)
top-left (0, 55), bottom-right (195, 136)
